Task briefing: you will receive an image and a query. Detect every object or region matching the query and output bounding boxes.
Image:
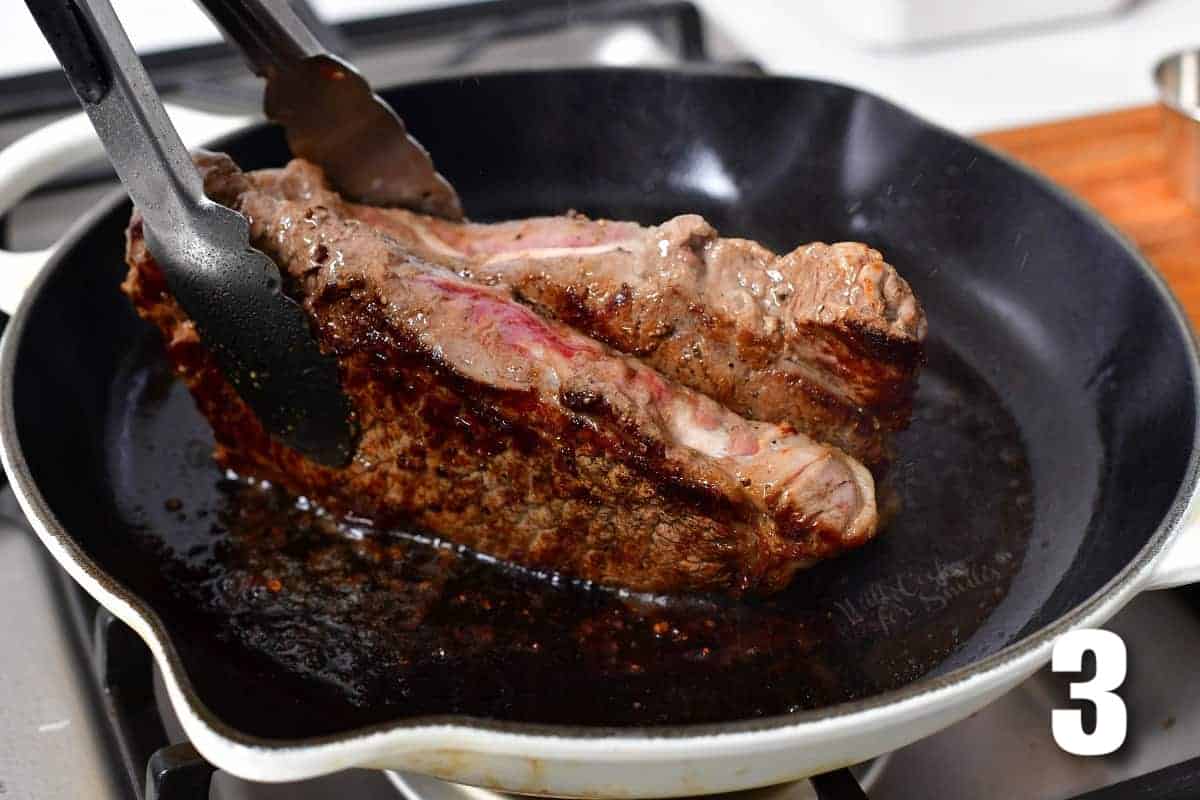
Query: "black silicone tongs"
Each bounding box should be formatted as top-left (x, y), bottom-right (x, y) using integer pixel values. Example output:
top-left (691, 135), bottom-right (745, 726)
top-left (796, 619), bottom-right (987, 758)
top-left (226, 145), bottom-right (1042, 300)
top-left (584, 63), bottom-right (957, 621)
top-left (26, 0), bottom-right (357, 466)
top-left (193, 0), bottom-right (463, 219)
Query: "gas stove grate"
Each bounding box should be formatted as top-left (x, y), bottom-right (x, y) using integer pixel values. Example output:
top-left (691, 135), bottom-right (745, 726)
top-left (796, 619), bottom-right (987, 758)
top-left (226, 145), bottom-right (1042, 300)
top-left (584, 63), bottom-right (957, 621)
top-left (0, 0), bottom-right (714, 122)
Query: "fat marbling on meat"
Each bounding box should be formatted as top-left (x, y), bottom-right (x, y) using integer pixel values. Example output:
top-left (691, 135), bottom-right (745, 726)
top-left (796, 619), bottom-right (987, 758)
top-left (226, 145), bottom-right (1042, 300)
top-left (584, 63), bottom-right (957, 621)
top-left (251, 159), bottom-right (927, 473)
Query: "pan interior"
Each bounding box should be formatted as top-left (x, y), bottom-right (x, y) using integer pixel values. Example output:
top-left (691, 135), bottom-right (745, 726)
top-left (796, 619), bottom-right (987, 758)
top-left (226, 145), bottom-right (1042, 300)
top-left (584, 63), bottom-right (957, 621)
top-left (7, 70), bottom-right (1194, 739)
top-left (97, 327), bottom-right (1031, 736)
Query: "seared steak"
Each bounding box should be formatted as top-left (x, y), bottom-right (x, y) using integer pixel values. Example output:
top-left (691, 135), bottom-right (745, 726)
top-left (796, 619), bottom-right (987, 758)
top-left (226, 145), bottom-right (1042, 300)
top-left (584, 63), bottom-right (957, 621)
top-left (247, 159), bottom-right (926, 472)
top-left (123, 153), bottom-right (877, 595)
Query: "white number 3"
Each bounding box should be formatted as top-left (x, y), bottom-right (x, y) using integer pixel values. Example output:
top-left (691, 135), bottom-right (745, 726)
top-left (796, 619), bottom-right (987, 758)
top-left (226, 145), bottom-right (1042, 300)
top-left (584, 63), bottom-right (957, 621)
top-left (1051, 628), bottom-right (1127, 756)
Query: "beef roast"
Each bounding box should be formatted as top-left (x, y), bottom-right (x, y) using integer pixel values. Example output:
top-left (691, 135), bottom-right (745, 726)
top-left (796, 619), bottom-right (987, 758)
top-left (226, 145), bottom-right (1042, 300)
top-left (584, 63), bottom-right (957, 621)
top-left (122, 153), bottom-right (878, 595)
top-left (245, 159), bottom-right (926, 472)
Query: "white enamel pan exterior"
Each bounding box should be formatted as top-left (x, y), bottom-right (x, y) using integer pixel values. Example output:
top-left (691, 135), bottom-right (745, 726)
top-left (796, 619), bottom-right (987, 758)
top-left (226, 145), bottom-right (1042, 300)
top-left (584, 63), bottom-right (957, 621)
top-left (3, 107), bottom-right (1200, 797)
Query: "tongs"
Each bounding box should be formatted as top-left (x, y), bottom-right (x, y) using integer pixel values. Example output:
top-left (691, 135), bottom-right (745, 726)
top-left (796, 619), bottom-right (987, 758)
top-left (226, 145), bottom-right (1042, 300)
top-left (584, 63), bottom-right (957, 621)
top-left (25, 0), bottom-right (461, 467)
top-left (193, 0), bottom-right (462, 218)
top-left (27, 0), bottom-right (355, 465)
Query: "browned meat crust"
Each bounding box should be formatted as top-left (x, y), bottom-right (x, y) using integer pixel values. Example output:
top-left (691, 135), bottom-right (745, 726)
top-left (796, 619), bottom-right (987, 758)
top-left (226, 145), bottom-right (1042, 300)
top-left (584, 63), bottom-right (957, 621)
top-left (121, 152), bottom-right (878, 595)
top-left (248, 159), bottom-right (926, 472)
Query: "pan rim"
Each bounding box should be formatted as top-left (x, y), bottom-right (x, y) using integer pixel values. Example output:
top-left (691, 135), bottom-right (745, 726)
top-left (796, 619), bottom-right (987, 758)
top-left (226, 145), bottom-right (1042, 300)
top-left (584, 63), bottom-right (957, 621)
top-left (2, 65), bottom-right (1198, 760)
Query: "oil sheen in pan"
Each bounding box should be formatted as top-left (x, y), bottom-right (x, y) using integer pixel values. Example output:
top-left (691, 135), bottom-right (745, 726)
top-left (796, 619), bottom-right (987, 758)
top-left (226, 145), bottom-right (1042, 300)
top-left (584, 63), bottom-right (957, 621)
top-left (104, 334), bottom-right (1033, 739)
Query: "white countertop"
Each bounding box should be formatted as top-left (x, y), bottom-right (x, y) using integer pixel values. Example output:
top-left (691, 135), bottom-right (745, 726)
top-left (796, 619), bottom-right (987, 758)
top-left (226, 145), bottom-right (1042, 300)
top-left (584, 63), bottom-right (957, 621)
top-left (2, 0), bottom-right (1199, 133)
top-left (701, 0), bottom-right (1200, 132)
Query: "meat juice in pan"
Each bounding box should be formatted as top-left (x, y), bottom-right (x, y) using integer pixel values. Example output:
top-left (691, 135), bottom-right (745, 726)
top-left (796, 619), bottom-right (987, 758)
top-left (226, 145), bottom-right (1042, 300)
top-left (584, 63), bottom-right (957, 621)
top-left (106, 334), bottom-right (1031, 737)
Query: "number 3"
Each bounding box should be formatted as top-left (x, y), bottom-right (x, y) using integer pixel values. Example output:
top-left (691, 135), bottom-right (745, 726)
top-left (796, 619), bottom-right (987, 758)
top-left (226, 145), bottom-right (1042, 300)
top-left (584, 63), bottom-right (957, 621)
top-left (1051, 628), bottom-right (1127, 756)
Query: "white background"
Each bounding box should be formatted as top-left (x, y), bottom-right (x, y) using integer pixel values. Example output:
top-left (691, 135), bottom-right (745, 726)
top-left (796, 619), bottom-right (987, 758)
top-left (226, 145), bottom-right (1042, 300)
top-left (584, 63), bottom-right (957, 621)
top-left (2, 0), bottom-right (1199, 133)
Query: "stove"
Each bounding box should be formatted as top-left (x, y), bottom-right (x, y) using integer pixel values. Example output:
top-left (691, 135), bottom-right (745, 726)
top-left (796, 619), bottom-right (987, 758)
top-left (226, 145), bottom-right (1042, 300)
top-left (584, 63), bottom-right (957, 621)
top-left (2, 2), bottom-right (1200, 799)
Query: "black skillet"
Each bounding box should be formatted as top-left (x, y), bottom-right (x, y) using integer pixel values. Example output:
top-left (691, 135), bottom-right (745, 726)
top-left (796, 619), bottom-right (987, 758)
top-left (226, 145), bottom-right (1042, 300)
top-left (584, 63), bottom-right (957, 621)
top-left (2, 68), bottom-right (1199, 793)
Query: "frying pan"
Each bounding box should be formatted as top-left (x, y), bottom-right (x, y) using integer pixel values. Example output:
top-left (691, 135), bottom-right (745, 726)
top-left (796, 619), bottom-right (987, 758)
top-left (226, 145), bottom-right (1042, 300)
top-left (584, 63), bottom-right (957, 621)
top-left (3, 68), bottom-right (1200, 796)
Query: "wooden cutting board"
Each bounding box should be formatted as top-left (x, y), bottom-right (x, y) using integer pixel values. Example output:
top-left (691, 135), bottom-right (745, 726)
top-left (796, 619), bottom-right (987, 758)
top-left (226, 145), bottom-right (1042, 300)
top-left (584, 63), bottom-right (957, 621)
top-left (979, 105), bottom-right (1200, 330)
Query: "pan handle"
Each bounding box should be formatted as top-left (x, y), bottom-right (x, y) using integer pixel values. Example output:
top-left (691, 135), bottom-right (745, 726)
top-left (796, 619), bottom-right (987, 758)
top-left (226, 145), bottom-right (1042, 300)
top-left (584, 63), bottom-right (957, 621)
top-left (0, 104), bottom-right (252, 317)
top-left (1145, 493), bottom-right (1200, 590)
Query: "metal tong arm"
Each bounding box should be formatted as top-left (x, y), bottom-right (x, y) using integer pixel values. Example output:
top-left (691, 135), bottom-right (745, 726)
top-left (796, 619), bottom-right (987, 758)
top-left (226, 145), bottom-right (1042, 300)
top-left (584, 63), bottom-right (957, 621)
top-left (193, 0), bottom-right (325, 76)
top-left (27, 0), bottom-right (210, 240)
top-left (190, 0), bottom-right (464, 219)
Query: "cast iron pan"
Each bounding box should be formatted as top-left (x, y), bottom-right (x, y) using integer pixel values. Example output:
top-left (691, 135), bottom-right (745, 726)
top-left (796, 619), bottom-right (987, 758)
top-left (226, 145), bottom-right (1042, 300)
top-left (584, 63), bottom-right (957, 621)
top-left (4, 69), bottom-right (1195, 739)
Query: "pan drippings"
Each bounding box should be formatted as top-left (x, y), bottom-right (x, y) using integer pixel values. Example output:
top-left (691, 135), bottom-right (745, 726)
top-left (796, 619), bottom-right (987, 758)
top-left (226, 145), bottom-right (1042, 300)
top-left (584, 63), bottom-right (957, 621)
top-left (108, 335), bottom-right (1033, 737)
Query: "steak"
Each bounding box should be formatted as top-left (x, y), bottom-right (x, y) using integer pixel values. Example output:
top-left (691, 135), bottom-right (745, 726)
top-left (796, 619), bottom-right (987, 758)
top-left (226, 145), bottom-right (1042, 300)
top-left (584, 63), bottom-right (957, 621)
top-left (123, 152), bottom-right (878, 595)
top-left (247, 159), bottom-right (927, 472)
